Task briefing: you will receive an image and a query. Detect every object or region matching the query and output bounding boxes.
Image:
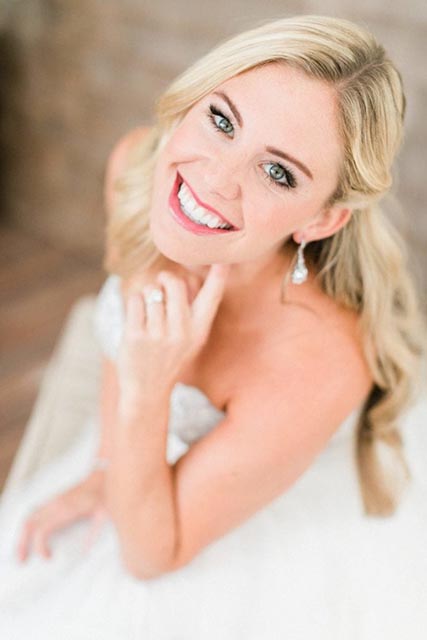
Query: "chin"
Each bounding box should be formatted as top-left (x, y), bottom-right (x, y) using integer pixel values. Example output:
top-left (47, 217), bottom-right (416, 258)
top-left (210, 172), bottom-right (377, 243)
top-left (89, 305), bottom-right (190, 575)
top-left (149, 210), bottom-right (220, 266)
top-left (155, 240), bottom-right (214, 266)
top-left (149, 218), bottom-right (199, 265)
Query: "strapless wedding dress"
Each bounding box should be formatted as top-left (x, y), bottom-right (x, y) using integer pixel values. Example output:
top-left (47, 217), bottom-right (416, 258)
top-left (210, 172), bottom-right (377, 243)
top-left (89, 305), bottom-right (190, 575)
top-left (0, 275), bottom-right (426, 639)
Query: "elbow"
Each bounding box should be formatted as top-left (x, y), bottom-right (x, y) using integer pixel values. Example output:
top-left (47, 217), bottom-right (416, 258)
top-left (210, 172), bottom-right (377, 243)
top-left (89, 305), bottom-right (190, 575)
top-left (125, 562), bottom-right (165, 581)
top-left (124, 560), bottom-right (180, 582)
top-left (122, 552), bottom-right (167, 581)
top-left (116, 524), bottom-right (193, 580)
top-left (120, 550), bottom-right (164, 580)
top-left (122, 547), bottom-right (191, 581)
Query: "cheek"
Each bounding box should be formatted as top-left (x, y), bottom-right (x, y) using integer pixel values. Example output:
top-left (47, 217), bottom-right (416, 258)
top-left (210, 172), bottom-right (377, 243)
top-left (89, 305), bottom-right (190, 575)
top-left (244, 189), bottom-right (290, 232)
top-left (164, 121), bottom-right (203, 160)
top-left (247, 195), bottom-right (314, 238)
top-left (275, 182), bottom-right (332, 225)
top-left (267, 212), bottom-right (296, 237)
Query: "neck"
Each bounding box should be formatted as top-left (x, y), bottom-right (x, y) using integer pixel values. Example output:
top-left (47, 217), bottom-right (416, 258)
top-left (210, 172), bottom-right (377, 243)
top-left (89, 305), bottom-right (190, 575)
top-left (177, 243), bottom-right (295, 316)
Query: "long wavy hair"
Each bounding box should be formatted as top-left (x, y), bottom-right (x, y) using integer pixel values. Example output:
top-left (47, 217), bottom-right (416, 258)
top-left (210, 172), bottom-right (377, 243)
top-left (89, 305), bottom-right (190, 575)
top-left (104, 15), bottom-right (425, 517)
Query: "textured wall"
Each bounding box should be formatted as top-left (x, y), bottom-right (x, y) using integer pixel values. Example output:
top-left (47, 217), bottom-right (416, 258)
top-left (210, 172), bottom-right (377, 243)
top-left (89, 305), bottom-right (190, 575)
top-left (0, 0), bottom-right (426, 298)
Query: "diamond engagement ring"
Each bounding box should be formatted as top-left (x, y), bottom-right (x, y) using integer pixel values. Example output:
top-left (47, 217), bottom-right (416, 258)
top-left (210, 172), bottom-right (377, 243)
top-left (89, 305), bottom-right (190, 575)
top-left (145, 288), bottom-right (164, 305)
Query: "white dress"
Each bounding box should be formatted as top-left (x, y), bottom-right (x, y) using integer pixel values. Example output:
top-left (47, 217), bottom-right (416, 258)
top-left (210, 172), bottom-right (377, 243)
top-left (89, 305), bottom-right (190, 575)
top-left (1, 275), bottom-right (427, 639)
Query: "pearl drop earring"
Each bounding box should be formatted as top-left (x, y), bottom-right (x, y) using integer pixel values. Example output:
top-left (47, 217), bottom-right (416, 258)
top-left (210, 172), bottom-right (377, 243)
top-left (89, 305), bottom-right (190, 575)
top-left (291, 239), bottom-right (308, 284)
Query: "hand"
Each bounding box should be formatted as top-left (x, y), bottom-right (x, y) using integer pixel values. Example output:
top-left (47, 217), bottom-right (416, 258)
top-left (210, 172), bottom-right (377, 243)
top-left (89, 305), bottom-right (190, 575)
top-left (116, 263), bottom-right (231, 399)
top-left (16, 470), bottom-right (108, 562)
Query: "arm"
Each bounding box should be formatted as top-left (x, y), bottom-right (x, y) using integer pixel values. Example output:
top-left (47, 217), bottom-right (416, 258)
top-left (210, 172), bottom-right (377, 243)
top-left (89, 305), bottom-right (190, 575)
top-left (94, 356), bottom-right (120, 462)
top-left (105, 383), bottom-right (178, 578)
top-left (16, 356), bottom-right (117, 562)
top-left (104, 313), bottom-right (372, 581)
top-left (16, 127), bottom-right (153, 562)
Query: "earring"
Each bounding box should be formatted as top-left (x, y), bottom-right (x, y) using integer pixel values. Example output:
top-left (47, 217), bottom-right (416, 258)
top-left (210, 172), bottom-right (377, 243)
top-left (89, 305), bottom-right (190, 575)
top-left (291, 239), bottom-right (308, 284)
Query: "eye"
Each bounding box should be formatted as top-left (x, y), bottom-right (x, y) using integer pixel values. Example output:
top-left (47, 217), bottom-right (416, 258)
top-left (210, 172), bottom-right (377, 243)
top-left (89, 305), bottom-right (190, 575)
top-left (262, 162), bottom-right (297, 190)
top-left (208, 105), bottom-right (234, 138)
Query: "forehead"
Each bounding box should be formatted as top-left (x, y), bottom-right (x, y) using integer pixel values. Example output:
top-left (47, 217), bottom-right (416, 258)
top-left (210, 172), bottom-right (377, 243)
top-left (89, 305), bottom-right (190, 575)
top-left (214, 63), bottom-right (342, 177)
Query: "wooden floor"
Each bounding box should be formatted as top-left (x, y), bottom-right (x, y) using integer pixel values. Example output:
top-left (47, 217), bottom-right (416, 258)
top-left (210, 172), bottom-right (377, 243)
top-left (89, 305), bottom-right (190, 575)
top-left (0, 224), bottom-right (105, 493)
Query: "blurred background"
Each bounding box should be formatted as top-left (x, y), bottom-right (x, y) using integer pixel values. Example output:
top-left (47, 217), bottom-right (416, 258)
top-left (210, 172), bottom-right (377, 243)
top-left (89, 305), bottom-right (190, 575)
top-left (1, 0), bottom-right (426, 489)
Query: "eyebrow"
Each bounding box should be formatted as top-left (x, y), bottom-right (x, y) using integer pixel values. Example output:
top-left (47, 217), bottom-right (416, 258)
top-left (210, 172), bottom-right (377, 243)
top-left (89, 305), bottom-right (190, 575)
top-left (213, 91), bottom-right (243, 127)
top-left (266, 147), bottom-right (313, 180)
top-left (213, 90), bottom-right (314, 181)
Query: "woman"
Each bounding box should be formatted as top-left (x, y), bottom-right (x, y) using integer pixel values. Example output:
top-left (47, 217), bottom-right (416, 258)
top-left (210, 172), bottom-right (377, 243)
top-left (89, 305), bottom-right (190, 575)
top-left (1, 14), bottom-right (426, 639)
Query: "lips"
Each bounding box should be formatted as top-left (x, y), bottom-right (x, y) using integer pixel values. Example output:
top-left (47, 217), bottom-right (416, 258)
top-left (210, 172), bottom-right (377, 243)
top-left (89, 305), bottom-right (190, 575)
top-left (168, 173), bottom-right (239, 235)
top-left (178, 172), bottom-right (237, 229)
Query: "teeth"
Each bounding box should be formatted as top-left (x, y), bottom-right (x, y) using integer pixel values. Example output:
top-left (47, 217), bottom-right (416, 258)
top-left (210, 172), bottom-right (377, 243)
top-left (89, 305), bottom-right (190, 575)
top-left (178, 181), bottom-right (232, 230)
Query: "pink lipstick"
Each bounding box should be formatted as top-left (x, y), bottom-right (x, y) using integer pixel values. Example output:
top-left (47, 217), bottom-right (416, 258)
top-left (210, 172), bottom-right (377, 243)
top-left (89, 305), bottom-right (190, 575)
top-left (168, 173), bottom-right (238, 236)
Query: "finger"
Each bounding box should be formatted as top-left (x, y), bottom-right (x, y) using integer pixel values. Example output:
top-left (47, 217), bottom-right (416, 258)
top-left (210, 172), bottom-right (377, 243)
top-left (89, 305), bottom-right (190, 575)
top-left (16, 519), bottom-right (36, 563)
top-left (16, 507), bottom-right (49, 562)
top-left (82, 509), bottom-right (108, 553)
top-left (143, 284), bottom-right (166, 338)
top-left (185, 273), bottom-right (204, 304)
top-left (16, 501), bottom-right (75, 562)
top-left (192, 263), bottom-right (231, 331)
top-left (33, 526), bottom-right (52, 560)
top-left (125, 291), bottom-right (145, 334)
top-left (33, 530), bottom-right (52, 559)
top-left (156, 272), bottom-right (190, 338)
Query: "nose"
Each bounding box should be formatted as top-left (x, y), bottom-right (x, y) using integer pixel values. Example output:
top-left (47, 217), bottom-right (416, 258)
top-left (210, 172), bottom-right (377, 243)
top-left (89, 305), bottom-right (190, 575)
top-left (203, 156), bottom-right (241, 201)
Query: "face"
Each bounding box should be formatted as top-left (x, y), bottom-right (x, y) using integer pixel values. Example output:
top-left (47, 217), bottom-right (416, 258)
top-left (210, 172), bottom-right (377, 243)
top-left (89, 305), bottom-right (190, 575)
top-left (149, 62), bottom-right (345, 267)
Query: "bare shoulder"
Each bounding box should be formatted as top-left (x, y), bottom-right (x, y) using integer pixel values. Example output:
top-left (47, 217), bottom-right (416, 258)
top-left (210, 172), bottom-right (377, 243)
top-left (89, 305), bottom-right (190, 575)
top-left (231, 284), bottom-right (373, 437)
top-left (104, 126), bottom-right (152, 217)
top-left (103, 125), bottom-right (157, 279)
top-left (166, 284), bottom-right (373, 571)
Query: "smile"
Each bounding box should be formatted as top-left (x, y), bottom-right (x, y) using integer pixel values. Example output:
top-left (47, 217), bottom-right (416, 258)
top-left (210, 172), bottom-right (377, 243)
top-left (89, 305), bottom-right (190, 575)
top-left (168, 173), bottom-right (238, 236)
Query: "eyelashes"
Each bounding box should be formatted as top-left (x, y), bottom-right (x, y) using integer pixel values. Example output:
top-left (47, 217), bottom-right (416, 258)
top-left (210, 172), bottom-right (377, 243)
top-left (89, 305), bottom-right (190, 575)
top-left (208, 104), bottom-right (234, 137)
top-left (207, 104), bottom-right (297, 191)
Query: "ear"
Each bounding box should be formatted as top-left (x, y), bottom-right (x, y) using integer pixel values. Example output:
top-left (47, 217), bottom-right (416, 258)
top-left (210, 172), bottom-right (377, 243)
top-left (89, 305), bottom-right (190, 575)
top-left (294, 205), bottom-right (352, 244)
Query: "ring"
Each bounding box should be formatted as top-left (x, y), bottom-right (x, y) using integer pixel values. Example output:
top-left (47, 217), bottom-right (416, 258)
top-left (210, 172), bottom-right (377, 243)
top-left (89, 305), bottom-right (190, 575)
top-left (144, 288), bottom-right (164, 305)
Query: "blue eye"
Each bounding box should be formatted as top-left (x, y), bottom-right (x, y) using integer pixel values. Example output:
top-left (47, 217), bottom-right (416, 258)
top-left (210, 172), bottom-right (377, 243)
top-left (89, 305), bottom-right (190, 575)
top-left (262, 162), bottom-right (296, 190)
top-left (208, 105), bottom-right (234, 137)
top-left (206, 103), bottom-right (297, 190)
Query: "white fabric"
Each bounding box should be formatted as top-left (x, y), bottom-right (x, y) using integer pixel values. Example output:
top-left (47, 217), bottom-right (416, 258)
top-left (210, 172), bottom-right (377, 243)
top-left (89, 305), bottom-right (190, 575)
top-left (3, 296), bottom-right (103, 496)
top-left (0, 274), bottom-right (427, 639)
top-left (92, 274), bottom-right (124, 362)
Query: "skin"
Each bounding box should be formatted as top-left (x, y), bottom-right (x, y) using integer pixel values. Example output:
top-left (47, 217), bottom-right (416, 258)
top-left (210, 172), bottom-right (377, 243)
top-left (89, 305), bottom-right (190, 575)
top-left (97, 63), bottom-right (371, 575)
top-left (16, 62), bottom-right (372, 567)
top-left (149, 62), bottom-right (352, 318)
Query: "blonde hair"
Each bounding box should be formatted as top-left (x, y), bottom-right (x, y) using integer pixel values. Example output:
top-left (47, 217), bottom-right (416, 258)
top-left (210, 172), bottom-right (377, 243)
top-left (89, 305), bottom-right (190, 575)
top-left (105, 15), bottom-right (425, 516)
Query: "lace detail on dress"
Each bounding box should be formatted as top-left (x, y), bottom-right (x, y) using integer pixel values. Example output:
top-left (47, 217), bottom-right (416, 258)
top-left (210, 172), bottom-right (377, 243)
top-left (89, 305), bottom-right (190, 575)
top-left (91, 275), bottom-right (356, 465)
top-left (169, 383), bottom-right (225, 443)
top-left (92, 275), bottom-right (125, 362)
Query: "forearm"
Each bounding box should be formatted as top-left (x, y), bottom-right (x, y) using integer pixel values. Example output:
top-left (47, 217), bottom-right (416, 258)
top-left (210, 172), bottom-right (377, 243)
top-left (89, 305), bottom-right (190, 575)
top-left (104, 385), bottom-right (178, 579)
top-left (96, 414), bottom-right (112, 460)
top-left (96, 416), bottom-right (113, 461)
top-left (95, 358), bottom-right (120, 460)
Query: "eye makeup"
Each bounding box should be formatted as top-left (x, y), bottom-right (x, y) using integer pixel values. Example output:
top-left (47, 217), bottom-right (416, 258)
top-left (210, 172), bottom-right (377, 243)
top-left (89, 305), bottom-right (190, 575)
top-left (206, 103), bottom-right (298, 191)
